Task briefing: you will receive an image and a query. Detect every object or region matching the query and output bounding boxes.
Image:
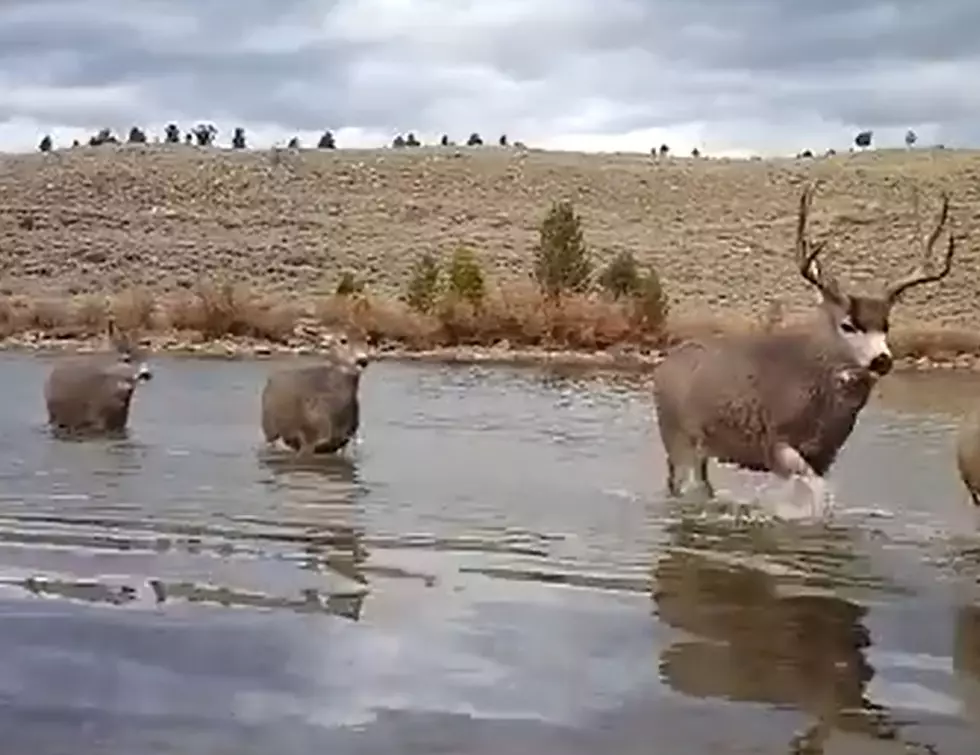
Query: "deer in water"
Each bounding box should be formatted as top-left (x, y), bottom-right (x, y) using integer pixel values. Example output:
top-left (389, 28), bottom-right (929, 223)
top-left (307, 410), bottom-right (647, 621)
top-left (955, 412), bottom-right (980, 506)
top-left (652, 182), bottom-right (958, 513)
top-left (260, 333), bottom-right (370, 456)
top-left (43, 318), bottom-right (153, 437)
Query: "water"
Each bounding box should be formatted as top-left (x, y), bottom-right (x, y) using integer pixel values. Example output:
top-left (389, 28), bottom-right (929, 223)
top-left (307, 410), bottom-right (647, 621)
top-left (0, 353), bottom-right (978, 754)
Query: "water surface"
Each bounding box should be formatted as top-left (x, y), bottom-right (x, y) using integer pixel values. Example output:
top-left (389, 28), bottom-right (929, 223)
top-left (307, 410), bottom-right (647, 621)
top-left (1, 353), bottom-right (979, 754)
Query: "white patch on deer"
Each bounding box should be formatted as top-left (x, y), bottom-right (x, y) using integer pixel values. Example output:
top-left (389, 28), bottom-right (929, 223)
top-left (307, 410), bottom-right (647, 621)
top-left (841, 329), bottom-right (890, 369)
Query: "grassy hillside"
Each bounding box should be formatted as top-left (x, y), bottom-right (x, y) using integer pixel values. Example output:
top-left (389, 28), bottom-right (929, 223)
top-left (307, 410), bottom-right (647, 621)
top-left (1, 143), bottom-right (978, 335)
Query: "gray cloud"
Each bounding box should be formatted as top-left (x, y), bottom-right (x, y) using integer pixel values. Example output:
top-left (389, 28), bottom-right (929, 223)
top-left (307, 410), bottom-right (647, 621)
top-left (0, 0), bottom-right (978, 154)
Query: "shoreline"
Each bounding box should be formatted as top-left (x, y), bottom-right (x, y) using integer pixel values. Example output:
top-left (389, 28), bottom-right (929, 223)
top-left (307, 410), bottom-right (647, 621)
top-left (5, 329), bottom-right (980, 374)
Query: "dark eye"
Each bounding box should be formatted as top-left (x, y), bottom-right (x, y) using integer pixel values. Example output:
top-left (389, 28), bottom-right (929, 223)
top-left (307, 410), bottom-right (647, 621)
top-left (840, 321), bottom-right (858, 334)
top-left (338, 335), bottom-right (348, 346)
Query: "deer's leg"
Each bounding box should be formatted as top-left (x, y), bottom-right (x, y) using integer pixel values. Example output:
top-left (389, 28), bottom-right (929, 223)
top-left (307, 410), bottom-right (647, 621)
top-left (772, 442), bottom-right (827, 516)
top-left (969, 488), bottom-right (980, 507)
top-left (297, 435), bottom-right (316, 459)
top-left (694, 455), bottom-right (714, 499)
top-left (655, 404), bottom-right (697, 497)
top-left (664, 442), bottom-right (697, 497)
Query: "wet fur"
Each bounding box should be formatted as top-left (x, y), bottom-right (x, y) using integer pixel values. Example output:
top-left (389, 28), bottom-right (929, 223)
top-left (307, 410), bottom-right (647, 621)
top-left (653, 327), bottom-right (875, 490)
top-left (261, 344), bottom-right (367, 455)
top-left (44, 356), bottom-right (147, 436)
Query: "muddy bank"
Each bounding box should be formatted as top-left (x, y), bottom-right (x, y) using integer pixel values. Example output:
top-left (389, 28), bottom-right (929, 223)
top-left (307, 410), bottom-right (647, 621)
top-left (4, 327), bottom-right (980, 374)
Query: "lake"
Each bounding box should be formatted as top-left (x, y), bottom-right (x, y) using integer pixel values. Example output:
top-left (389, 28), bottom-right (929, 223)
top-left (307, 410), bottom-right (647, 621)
top-left (0, 352), bottom-right (978, 754)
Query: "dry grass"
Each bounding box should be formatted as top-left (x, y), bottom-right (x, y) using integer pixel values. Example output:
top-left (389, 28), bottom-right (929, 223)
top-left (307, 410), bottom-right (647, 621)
top-left (0, 282), bottom-right (978, 366)
top-left (1, 143), bottom-right (980, 359)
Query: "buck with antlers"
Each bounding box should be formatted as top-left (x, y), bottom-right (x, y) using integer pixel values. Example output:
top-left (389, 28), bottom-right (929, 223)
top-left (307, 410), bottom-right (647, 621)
top-left (652, 182), bottom-right (957, 513)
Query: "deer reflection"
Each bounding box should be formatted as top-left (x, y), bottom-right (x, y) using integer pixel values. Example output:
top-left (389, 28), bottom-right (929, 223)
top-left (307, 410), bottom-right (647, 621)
top-left (954, 602), bottom-right (980, 734)
top-left (257, 448), bottom-right (369, 619)
top-left (653, 516), bottom-right (896, 750)
top-left (258, 446), bottom-right (360, 482)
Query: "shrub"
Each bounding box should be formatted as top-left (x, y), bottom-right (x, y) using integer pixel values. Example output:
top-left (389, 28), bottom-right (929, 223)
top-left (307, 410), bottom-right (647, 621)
top-left (335, 271), bottom-right (364, 297)
top-left (112, 288), bottom-right (157, 331)
top-left (72, 296), bottom-right (110, 335)
top-left (164, 123), bottom-right (181, 144)
top-left (169, 281), bottom-right (297, 342)
top-left (405, 252), bottom-right (441, 313)
top-left (445, 246), bottom-right (485, 306)
top-left (24, 299), bottom-right (70, 331)
top-left (38, 135), bottom-right (52, 152)
top-left (127, 126), bottom-right (147, 144)
top-left (533, 200), bottom-right (592, 300)
top-left (598, 250), bottom-right (642, 299)
top-left (232, 127), bottom-right (246, 149)
top-left (632, 269), bottom-right (669, 336)
top-left (466, 132), bottom-right (483, 146)
top-left (317, 131), bottom-right (335, 149)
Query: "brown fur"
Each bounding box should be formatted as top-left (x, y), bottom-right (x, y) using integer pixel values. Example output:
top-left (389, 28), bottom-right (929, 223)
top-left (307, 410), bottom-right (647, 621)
top-left (43, 321), bottom-right (152, 436)
top-left (956, 412), bottom-right (980, 506)
top-left (260, 334), bottom-right (370, 456)
top-left (654, 327), bottom-right (874, 493)
top-left (652, 183), bottom-right (959, 500)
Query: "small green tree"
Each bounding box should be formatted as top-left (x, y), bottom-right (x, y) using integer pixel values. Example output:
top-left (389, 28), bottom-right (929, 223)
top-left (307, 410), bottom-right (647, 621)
top-left (405, 252), bottom-right (442, 313)
top-left (598, 250), bottom-right (642, 299)
top-left (533, 200), bottom-right (592, 299)
top-left (335, 271), bottom-right (363, 297)
top-left (446, 246), bottom-right (485, 306)
top-left (633, 268), bottom-right (669, 335)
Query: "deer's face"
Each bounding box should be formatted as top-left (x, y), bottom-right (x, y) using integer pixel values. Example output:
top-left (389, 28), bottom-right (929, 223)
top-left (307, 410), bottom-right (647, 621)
top-left (822, 294), bottom-right (893, 377)
top-left (328, 333), bottom-right (370, 374)
top-left (112, 338), bottom-right (152, 382)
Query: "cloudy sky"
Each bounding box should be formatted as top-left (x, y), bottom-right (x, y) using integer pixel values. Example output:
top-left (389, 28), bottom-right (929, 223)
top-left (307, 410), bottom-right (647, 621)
top-left (0, 0), bottom-right (977, 157)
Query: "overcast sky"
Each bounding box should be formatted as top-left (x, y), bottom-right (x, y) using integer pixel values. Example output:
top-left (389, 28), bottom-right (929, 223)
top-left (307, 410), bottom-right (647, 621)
top-left (0, 0), bottom-right (977, 156)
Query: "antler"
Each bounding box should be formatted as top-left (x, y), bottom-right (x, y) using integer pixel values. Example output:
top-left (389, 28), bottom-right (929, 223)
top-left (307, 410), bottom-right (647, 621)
top-left (884, 191), bottom-right (955, 304)
top-left (796, 182), bottom-right (843, 302)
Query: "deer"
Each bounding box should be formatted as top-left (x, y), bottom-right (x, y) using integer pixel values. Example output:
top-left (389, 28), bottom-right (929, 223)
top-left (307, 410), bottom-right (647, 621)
top-left (43, 318), bottom-right (153, 437)
top-left (955, 412), bottom-right (980, 506)
top-left (651, 182), bottom-right (958, 514)
top-left (260, 332), bottom-right (370, 456)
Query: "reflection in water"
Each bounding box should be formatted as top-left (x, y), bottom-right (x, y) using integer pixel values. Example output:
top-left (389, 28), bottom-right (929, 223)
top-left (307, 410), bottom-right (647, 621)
top-left (652, 512), bottom-right (907, 752)
top-left (256, 447), bottom-right (369, 618)
top-left (0, 357), bottom-right (976, 752)
top-left (954, 603), bottom-right (980, 736)
top-left (257, 446), bottom-right (360, 484)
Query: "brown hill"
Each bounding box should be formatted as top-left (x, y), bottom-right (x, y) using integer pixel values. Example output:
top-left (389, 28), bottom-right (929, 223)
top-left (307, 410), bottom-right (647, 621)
top-left (1, 144), bottom-right (978, 332)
